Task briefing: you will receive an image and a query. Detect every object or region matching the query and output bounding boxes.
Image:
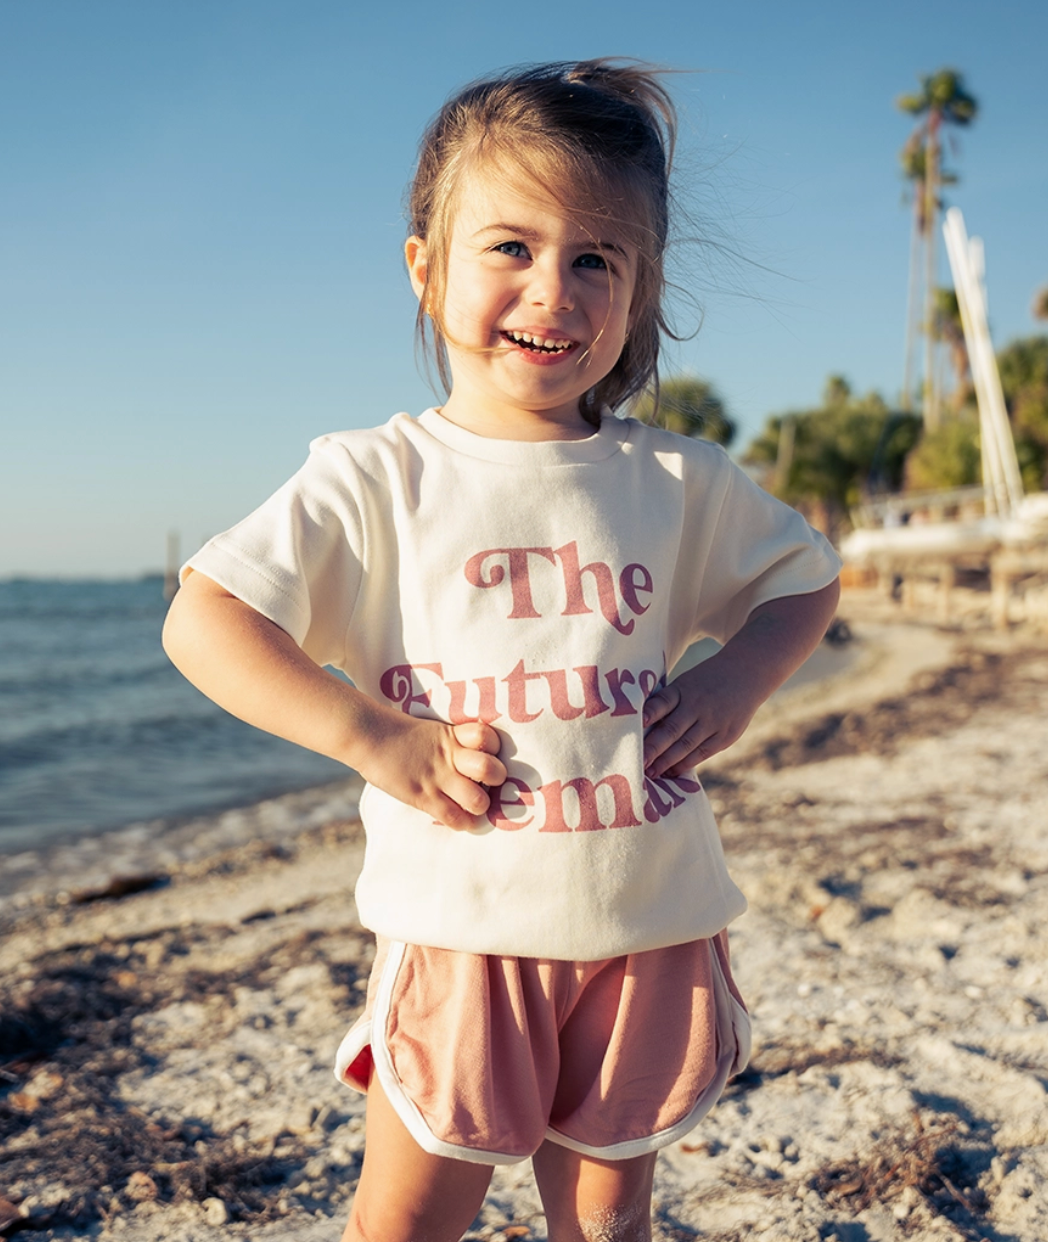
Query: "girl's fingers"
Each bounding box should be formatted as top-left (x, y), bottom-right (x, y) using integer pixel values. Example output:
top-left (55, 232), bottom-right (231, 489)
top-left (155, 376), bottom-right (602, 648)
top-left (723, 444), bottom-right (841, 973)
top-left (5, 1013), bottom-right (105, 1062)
top-left (642, 685), bottom-right (679, 730)
top-left (433, 802), bottom-right (477, 831)
top-left (432, 779), bottom-right (489, 828)
top-left (643, 712), bottom-right (695, 769)
top-left (451, 721), bottom-right (507, 786)
top-left (452, 720), bottom-right (502, 753)
top-left (647, 725), bottom-right (717, 778)
top-left (453, 744), bottom-right (507, 788)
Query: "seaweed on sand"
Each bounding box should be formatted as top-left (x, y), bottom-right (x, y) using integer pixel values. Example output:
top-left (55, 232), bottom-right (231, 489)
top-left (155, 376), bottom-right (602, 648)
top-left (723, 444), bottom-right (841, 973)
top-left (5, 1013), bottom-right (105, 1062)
top-left (810, 1114), bottom-right (1003, 1240)
top-left (0, 943), bottom-right (312, 1233)
top-left (752, 650), bottom-right (1010, 770)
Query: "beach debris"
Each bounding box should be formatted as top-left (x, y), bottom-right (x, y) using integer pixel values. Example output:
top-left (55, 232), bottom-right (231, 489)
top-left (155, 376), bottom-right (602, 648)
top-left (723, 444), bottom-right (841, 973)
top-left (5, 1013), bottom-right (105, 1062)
top-left (22, 1069), bottom-right (63, 1100)
top-left (823, 616), bottom-right (853, 646)
top-left (6, 1092), bottom-right (39, 1114)
top-left (124, 1172), bottom-right (158, 1202)
top-left (751, 648), bottom-right (1006, 770)
top-left (0, 938), bottom-right (320, 1232)
top-left (69, 873), bottom-right (168, 904)
top-left (0, 1198), bottom-right (21, 1233)
top-left (810, 1114), bottom-right (993, 1237)
top-left (203, 1196), bottom-right (230, 1225)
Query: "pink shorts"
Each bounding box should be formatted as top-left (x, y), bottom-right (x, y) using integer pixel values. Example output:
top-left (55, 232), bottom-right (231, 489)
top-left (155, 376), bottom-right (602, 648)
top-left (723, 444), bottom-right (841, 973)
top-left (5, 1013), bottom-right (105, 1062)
top-left (333, 933), bottom-right (751, 1164)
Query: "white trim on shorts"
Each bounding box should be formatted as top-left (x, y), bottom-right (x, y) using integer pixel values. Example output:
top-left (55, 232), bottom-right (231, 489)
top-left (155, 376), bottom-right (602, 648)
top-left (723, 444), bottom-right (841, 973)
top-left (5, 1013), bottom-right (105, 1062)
top-left (332, 937), bottom-right (752, 1165)
top-left (335, 940), bottom-right (521, 1165)
top-left (542, 945), bottom-right (752, 1161)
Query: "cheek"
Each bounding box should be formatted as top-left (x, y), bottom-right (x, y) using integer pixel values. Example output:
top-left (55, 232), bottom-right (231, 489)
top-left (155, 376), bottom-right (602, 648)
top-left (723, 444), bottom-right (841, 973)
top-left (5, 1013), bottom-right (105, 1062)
top-left (444, 276), bottom-right (504, 335)
top-left (600, 302), bottom-right (633, 348)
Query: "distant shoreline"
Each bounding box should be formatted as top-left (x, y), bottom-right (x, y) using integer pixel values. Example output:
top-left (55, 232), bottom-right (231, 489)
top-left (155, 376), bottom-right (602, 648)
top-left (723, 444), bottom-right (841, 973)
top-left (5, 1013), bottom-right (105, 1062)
top-left (0, 592), bottom-right (956, 916)
top-left (0, 622), bottom-right (857, 870)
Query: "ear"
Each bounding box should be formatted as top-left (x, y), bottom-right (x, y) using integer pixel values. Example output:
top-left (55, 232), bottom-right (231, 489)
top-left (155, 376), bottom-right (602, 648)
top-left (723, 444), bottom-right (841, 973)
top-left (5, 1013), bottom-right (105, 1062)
top-left (405, 236), bottom-right (428, 304)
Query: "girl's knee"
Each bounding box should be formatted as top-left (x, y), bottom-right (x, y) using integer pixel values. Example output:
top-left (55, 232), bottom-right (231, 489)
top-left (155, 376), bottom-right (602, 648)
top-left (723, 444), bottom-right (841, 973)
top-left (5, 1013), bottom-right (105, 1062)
top-left (574, 1199), bottom-right (652, 1242)
top-left (342, 1199), bottom-right (385, 1242)
top-left (343, 1197), bottom-right (466, 1242)
top-left (536, 1145), bottom-right (655, 1242)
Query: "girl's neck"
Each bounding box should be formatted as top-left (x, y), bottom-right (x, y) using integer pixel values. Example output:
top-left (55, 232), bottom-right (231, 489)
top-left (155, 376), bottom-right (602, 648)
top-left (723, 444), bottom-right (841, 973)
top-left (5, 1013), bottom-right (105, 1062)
top-left (436, 396), bottom-right (598, 443)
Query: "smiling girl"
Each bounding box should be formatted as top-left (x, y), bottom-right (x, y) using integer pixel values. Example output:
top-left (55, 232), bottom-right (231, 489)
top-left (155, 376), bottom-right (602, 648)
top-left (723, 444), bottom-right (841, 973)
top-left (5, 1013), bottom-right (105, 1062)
top-left (412, 172), bottom-right (636, 438)
top-left (163, 60), bottom-right (841, 1242)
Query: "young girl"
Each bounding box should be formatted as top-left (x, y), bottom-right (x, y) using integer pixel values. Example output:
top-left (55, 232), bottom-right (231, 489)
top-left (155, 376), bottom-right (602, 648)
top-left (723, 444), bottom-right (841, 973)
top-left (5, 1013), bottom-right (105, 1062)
top-left (164, 60), bottom-right (840, 1242)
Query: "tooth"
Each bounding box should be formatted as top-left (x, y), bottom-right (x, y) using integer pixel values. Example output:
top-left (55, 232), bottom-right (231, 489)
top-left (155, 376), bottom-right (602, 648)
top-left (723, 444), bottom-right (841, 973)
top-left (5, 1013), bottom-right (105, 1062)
top-left (506, 330), bottom-right (573, 351)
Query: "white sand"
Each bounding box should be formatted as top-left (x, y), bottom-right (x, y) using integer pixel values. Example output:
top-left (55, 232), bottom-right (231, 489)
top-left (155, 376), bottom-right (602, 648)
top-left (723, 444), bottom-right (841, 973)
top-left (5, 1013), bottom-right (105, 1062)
top-left (2, 596), bottom-right (1046, 1241)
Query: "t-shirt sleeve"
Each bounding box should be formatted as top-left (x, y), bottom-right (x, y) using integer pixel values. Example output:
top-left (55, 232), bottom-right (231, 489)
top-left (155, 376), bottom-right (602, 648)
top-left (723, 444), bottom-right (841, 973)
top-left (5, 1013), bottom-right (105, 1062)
top-left (687, 449), bottom-right (842, 645)
top-left (180, 438), bottom-right (365, 670)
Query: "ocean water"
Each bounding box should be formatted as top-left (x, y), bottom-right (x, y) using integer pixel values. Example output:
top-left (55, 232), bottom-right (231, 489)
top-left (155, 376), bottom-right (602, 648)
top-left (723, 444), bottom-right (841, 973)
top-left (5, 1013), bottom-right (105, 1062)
top-left (0, 577), bottom-right (854, 868)
top-left (0, 577), bottom-right (349, 856)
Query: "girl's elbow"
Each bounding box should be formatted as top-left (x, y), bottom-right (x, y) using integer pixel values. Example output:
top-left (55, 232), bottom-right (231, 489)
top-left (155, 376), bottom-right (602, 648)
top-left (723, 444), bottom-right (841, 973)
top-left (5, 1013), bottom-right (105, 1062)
top-left (161, 573), bottom-right (214, 671)
top-left (162, 570), bottom-right (226, 666)
top-left (161, 593), bottom-right (193, 670)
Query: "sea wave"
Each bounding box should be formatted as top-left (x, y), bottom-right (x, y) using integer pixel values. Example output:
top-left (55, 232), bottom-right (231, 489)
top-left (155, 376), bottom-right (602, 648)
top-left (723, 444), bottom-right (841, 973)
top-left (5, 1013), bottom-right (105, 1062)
top-left (0, 775), bottom-right (362, 908)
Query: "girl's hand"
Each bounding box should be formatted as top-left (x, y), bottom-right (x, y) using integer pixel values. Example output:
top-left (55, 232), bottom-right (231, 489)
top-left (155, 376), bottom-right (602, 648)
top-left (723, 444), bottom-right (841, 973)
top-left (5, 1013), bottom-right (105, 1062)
top-left (642, 659), bottom-right (764, 779)
top-left (642, 581), bottom-right (841, 779)
top-left (163, 572), bottom-right (506, 831)
top-left (355, 711), bottom-right (507, 832)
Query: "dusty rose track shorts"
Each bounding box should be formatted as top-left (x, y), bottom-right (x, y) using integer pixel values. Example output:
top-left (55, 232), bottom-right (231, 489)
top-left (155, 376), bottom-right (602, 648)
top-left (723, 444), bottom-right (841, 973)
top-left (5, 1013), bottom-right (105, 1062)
top-left (333, 933), bottom-right (751, 1164)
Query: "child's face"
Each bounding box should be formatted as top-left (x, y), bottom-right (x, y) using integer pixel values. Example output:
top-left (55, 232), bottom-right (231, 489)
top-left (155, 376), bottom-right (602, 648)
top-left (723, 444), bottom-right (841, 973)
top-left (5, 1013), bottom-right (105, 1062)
top-left (407, 166), bottom-right (637, 438)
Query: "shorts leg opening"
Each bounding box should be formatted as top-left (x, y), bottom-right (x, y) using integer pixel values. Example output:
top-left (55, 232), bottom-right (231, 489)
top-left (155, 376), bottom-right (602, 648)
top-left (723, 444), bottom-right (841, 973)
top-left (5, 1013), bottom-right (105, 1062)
top-left (544, 940), bottom-right (751, 1161)
top-left (367, 941), bottom-right (530, 1167)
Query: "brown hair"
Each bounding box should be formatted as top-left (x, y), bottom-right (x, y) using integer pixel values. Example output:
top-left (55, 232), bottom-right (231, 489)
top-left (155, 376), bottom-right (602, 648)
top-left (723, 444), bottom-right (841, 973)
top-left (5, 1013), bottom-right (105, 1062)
top-left (408, 59), bottom-right (677, 421)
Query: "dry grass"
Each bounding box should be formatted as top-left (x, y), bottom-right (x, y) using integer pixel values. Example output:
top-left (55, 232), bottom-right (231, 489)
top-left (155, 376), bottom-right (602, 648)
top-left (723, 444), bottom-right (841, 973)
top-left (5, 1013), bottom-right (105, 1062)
top-left (0, 939), bottom-right (334, 1233)
top-left (810, 1114), bottom-right (996, 1240)
top-left (747, 650), bottom-right (1010, 771)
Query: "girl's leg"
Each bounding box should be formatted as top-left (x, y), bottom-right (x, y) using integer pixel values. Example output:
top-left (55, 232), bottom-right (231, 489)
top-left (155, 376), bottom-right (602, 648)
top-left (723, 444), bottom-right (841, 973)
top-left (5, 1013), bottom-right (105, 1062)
top-left (531, 1140), bottom-right (657, 1242)
top-left (342, 1072), bottom-right (494, 1242)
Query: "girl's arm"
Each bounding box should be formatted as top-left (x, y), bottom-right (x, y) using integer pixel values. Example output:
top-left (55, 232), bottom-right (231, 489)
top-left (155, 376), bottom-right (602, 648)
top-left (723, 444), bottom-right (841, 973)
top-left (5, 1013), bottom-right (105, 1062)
top-left (641, 579), bottom-right (841, 779)
top-left (162, 571), bottom-right (506, 830)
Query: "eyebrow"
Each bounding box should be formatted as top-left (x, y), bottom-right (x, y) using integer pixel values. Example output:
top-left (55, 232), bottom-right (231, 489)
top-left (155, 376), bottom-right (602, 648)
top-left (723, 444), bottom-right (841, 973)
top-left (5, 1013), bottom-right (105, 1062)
top-left (473, 223), bottom-right (631, 258)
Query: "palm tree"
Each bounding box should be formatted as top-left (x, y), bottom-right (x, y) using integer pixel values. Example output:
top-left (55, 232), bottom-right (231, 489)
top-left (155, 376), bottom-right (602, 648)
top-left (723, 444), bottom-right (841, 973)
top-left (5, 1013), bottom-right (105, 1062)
top-left (897, 68), bottom-right (978, 430)
top-left (743, 377), bottom-right (921, 540)
top-left (899, 137), bottom-right (957, 414)
top-left (635, 375), bottom-right (736, 446)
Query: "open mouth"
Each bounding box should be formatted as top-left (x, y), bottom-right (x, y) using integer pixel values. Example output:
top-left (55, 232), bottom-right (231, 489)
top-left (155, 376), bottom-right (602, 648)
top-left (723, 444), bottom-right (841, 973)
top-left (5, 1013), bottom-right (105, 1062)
top-left (501, 330), bottom-right (576, 355)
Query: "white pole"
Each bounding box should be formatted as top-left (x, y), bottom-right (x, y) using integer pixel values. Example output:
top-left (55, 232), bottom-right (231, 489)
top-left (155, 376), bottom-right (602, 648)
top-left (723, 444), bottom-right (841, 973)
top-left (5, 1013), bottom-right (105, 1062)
top-left (942, 208), bottom-right (1024, 519)
top-left (943, 212), bottom-right (1001, 513)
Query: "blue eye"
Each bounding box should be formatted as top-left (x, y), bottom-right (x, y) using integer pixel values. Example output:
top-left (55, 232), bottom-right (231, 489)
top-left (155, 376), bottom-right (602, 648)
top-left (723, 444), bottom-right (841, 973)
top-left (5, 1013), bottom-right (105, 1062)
top-left (575, 252), bottom-right (609, 271)
top-left (494, 240), bottom-right (529, 258)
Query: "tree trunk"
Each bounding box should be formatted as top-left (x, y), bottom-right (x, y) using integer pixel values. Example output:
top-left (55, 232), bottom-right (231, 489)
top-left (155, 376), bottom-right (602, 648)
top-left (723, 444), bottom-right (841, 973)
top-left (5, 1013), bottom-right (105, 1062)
top-left (923, 112), bottom-right (942, 431)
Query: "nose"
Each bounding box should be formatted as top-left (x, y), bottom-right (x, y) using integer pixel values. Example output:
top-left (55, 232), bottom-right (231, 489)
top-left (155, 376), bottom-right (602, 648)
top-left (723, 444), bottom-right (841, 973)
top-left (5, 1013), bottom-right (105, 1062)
top-left (526, 255), bottom-right (574, 312)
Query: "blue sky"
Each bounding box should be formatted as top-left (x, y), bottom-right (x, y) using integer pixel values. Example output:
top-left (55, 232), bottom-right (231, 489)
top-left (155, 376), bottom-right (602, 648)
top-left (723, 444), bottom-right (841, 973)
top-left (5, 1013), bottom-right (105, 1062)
top-left (3, 0), bottom-right (1046, 576)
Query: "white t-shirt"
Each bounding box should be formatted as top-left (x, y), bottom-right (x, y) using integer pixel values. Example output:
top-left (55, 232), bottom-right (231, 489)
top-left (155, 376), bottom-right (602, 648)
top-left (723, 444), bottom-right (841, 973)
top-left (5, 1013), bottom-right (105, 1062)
top-left (185, 410), bottom-right (841, 960)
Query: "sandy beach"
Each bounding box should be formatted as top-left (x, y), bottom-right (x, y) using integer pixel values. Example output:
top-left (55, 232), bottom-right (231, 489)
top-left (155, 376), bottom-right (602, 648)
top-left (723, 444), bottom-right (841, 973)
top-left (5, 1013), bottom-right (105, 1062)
top-left (2, 591), bottom-right (1046, 1242)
